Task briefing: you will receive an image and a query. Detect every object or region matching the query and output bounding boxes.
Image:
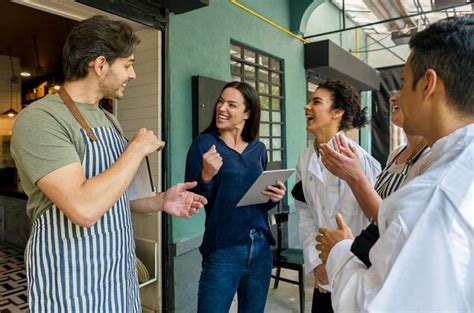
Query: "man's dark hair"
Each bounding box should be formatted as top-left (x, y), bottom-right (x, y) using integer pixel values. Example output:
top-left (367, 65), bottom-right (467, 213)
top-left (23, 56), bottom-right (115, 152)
top-left (318, 80), bottom-right (367, 131)
top-left (203, 81), bottom-right (261, 142)
top-left (63, 15), bottom-right (140, 81)
top-left (409, 15), bottom-right (474, 115)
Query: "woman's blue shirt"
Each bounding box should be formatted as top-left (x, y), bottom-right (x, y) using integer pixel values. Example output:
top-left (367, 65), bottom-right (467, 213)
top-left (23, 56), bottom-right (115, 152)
top-left (185, 131), bottom-right (276, 256)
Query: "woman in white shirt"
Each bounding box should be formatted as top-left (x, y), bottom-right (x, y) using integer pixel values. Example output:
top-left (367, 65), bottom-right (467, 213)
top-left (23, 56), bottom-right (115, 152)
top-left (294, 80), bottom-right (380, 313)
top-left (318, 91), bottom-right (431, 267)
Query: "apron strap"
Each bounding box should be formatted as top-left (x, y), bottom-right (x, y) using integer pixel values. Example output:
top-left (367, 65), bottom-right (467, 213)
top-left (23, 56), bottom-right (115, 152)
top-left (409, 145), bottom-right (429, 165)
top-left (58, 88), bottom-right (97, 141)
top-left (57, 89), bottom-right (155, 191)
top-left (385, 145), bottom-right (407, 168)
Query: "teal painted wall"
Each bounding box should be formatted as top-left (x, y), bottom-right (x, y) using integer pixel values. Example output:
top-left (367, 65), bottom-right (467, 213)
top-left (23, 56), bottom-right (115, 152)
top-left (289, 0), bottom-right (314, 34)
top-left (166, 2), bottom-right (376, 309)
top-left (167, 0), bottom-right (307, 242)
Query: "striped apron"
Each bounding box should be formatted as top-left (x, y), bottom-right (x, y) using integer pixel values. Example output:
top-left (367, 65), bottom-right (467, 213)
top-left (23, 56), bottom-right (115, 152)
top-left (374, 145), bottom-right (428, 199)
top-left (26, 126), bottom-right (140, 312)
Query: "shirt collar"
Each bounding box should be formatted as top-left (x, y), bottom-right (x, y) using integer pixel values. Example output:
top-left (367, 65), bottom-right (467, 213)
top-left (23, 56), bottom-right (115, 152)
top-left (430, 124), bottom-right (474, 161)
top-left (210, 130), bottom-right (256, 147)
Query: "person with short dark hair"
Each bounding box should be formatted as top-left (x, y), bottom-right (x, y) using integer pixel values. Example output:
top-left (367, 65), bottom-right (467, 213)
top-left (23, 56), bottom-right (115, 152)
top-left (316, 16), bottom-right (474, 312)
top-left (11, 15), bottom-right (207, 312)
top-left (62, 15), bottom-right (139, 82)
top-left (294, 80), bottom-right (380, 313)
top-left (185, 82), bottom-right (287, 313)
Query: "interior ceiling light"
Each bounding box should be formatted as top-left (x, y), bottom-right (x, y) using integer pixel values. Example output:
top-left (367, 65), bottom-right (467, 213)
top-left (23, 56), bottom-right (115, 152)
top-left (20, 72), bottom-right (31, 77)
top-left (2, 54), bottom-right (19, 118)
top-left (2, 108), bottom-right (18, 118)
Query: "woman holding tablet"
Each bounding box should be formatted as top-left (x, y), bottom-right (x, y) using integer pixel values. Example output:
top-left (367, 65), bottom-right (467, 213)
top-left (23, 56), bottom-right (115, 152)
top-left (294, 80), bottom-right (381, 313)
top-left (185, 81), bottom-right (286, 313)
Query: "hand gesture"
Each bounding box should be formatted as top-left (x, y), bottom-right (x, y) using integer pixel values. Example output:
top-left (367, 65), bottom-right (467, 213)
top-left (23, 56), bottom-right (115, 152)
top-left (129, 128), bottom-right (166, 157)
top-left (316, 213), bottom-right (354, 264)
top-left (314, 264), bottom-right (329, 293)
top-left (261, 180), bottom-right (286, 203)
top-left (201, 145), bottom-right (223, 182)
top-left (162, 181), bottom-right (208, 218)
top-left (319, 134), bottom-right (362, 184)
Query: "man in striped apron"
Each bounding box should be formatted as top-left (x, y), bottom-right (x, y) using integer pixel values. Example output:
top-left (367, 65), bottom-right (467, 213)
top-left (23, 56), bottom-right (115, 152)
top-left (11, 15), bottom-right (207, 312)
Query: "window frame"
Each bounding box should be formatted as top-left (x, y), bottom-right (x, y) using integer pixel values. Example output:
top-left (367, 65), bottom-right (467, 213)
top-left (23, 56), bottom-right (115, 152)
top-left (230, 40), bottom-right (286, 170)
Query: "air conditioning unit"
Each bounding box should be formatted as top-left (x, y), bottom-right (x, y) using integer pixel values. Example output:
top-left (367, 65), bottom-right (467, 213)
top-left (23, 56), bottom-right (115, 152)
top-left (391, 27), bottom-right (418, 46)
top-left (304, 40), bottom-right (380, 91)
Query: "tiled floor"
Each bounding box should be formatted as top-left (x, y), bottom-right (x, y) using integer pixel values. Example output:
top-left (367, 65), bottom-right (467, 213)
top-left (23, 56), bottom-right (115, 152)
top-left (0, 242), bottom-right (314, 313)
top-left (0, 243), bottom-right (28, 313)
top-left (230, 268), bottom-right (315, 313)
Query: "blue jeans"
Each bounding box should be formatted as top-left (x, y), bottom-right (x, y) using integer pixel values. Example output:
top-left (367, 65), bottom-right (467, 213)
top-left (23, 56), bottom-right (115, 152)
top-left (197, 229), bottom-right (272, 313)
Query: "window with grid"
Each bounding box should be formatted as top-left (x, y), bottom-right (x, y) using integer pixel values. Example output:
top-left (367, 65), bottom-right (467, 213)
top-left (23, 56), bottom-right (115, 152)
top-left (230, 42), bottom-right (285, 170)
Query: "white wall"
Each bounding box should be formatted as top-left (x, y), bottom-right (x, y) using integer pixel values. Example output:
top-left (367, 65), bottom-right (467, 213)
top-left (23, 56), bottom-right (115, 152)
top-left (115, 28), bottom-right (162, 313)
top-left (117, 30), bottom-right (162, 188)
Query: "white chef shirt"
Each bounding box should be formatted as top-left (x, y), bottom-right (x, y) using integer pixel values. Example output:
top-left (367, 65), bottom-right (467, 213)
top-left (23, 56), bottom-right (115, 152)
top-left (296, 132), bottom-right (381, 277)
top-left (327, 124), bottom-right (474, 312)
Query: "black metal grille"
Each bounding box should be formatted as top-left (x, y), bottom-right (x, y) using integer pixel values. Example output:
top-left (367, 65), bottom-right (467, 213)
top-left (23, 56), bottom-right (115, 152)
top-left (230, 41), bottom-right (285, 170)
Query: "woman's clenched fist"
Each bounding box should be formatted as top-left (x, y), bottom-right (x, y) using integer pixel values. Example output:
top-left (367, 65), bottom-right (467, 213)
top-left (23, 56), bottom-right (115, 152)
top-left (201, 145), bottom-right (222, 183)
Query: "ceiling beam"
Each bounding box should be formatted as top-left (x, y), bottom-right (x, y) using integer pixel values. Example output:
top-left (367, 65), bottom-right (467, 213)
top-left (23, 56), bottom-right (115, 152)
top-left (304, 1), bottom-right (471, 39)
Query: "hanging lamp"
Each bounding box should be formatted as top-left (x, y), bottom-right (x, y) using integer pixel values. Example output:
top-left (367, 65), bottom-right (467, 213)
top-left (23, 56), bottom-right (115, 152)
top-left (2, 54), bottom-right (20, 118)
top-left (1, 108), bottom-right (19, 118)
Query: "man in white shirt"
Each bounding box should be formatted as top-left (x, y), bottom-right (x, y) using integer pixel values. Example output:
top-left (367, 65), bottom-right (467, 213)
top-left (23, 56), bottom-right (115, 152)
top-left (315, 16), bottom-right (474, 312)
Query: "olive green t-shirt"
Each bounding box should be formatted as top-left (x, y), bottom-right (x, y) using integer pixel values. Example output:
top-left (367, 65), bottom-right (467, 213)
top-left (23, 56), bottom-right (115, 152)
top-left (11, 94), bottom-right (121, 221)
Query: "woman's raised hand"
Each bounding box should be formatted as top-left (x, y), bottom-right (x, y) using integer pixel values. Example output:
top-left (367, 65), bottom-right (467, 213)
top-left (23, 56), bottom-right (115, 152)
top-left (319, 134), bottom-right (363, 183)
top-left (201, 145), bottom-right (223, 183)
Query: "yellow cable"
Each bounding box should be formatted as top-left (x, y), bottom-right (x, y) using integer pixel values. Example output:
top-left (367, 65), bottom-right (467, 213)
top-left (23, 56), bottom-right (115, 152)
top-left (229, 0), bottom-right (310, 44)
top-left (355, 28), bottom-right (360, 59)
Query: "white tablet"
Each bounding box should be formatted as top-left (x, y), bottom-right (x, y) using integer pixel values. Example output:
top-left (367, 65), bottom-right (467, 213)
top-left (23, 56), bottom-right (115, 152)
top-left (236, 169), bottom-right (295, 207)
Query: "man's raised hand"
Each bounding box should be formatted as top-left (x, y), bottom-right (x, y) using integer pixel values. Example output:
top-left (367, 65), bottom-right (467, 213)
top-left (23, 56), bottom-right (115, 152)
top-left (129, 128), bottom-right (165, 157)
top-left (162, 181), bottom-right (208, 218)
